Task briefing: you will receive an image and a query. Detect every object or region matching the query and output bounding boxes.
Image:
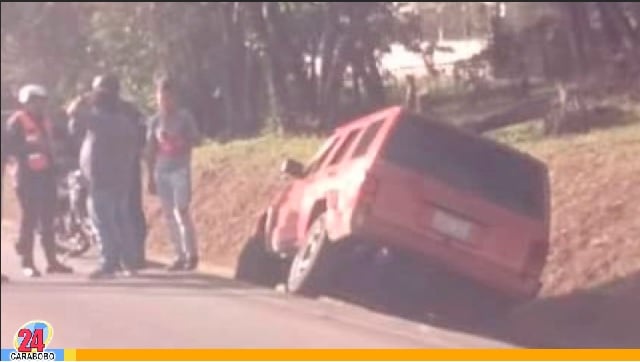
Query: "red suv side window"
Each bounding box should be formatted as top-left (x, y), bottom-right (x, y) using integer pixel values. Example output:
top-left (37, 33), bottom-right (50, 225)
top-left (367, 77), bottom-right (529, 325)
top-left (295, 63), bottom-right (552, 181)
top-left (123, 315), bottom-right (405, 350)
top-left (306, 138), bottom-right (339, 175)
top-left (327, 129), bottom-right (361, 166)
top-left (352, 120), bottom-right (384, 158)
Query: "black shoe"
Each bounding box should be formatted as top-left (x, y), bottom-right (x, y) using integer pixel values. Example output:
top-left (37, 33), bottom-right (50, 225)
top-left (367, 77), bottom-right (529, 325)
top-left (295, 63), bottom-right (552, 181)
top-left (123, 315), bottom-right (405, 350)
top-left (184, 258), bottom-right (199, 271)
top-left (22, 267), bottom-right (42, 278)
top-left (15, 243), bottom-right (26, 256)
top-left (166, 260), bottom-right (186, 272)
top-left (89, 268), bottom-right (116, 280)
top-left (47, 263), bottom-right (73, 274)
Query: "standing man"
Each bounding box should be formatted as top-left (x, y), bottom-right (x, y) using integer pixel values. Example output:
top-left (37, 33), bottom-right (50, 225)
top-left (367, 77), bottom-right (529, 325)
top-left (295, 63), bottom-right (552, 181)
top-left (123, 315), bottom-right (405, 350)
top-left (146, 78), bottom-right (200, 271)
top-left (4, 85), bottom-right (73, 277)
top-left (68, 75), bottom-right (140, 279)
top-left (67, 80), bottom-right (147, 270)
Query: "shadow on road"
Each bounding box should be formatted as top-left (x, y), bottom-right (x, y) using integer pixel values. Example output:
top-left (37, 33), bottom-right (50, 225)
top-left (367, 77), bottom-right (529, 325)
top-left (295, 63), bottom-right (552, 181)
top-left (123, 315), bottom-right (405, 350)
top-left (4, 265), bottom-right (259, 294)
top-left (493, 271), bottom-right (640, 348)
top-left (322, 268), bottom-right (640, 348)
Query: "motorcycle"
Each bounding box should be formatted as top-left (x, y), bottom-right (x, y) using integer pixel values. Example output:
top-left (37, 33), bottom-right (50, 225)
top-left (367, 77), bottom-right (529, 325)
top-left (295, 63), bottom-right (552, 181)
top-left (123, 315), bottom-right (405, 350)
top-left (54, 170), bottom-right (97, 258)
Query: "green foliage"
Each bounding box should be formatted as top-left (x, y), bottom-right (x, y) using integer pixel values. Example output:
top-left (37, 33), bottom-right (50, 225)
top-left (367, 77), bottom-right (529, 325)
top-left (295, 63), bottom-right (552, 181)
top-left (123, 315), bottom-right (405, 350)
top-left (1, 2), bottom-right (421, 135)
top-left (2, 2), bottom-right (637, 136)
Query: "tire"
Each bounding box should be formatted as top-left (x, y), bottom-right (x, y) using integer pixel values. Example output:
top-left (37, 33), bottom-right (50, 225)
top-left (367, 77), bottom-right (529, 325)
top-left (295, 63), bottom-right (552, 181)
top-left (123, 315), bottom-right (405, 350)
top-left (54, 214), bottom-right (93, 258)
top-left (234, 235), bottom-right (284, 288)
top-left (66, 233), bottom-right (92, 257)
top-left (53, 217), bottom-right (73, 255)
top-left (286, 213), bottom-right (335, 297)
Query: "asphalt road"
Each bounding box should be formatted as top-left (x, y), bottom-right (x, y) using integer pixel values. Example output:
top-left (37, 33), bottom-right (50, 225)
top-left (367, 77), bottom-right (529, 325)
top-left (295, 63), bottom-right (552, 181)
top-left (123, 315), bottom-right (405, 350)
top-left (1, 223), bottom-right (513, 349)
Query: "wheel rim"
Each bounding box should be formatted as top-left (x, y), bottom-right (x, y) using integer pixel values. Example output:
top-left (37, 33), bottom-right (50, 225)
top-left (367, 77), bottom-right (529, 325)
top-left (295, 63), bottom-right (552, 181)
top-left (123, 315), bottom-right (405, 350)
top-left (289, 220), bottom-right (325, 289)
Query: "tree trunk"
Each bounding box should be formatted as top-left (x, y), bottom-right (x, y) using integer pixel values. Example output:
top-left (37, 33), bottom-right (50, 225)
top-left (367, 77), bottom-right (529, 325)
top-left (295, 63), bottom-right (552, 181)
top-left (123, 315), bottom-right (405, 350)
top-left (603, 2), bottom-right (640, 48)
top-left (267, 3), bottom-right (315, 116)
top-left (562, 3), bottom-right (589, 77)
top-left (321, 35), bottom-right (348, 126)
top-left (597, 2), bottom-right (624, 52)
top-left (251, 2), bottom-right (291, 132)
top-left (317, 5), bottom-right (340, 120)
top-left (363, 50), bottom-right (386, 106)
top-left (308, 38), bottom-right (320, 114)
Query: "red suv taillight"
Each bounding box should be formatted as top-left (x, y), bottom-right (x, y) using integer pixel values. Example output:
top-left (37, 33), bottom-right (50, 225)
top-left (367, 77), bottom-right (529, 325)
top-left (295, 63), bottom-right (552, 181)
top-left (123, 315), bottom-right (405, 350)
top-left (524, 240), bottom-right (549, 278)
top-left (352, 175), bottom-right (378, 231)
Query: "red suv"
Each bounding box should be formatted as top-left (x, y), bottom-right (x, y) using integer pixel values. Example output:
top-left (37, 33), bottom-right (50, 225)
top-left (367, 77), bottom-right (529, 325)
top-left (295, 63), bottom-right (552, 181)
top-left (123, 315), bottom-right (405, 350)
top-left (235, 106), bottom-right (550, 309)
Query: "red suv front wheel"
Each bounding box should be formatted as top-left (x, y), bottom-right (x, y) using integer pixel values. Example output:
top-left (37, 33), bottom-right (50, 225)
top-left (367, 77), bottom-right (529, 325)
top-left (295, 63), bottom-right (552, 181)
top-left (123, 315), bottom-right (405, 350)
top-left (286, 213), bottom-right (336, 297)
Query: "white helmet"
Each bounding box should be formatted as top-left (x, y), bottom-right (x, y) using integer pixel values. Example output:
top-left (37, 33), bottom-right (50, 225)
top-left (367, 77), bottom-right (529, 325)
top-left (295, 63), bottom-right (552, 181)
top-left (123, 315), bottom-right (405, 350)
top-left (18, 84), bottom-right (48, 104)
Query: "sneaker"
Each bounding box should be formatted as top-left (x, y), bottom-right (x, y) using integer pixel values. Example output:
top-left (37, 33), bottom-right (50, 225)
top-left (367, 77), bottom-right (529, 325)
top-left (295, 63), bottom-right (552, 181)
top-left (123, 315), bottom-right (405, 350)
top-left (23, 267), bottom-right (42, 278)
top-left (89, 268), bottom-right (116, 280)
top-left (47, 263), bottom-right (73, 274)
top-left (166, 260), bottom-right (186, 272)
top-left (184, 258), bottom-right (199, 271)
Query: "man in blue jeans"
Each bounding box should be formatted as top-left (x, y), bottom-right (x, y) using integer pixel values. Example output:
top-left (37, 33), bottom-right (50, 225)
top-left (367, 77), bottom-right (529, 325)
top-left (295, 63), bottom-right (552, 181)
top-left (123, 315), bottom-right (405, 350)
top-left (146, 78), bottom-right (200, 271)
top-left (69, 74), bottom-right (141, 279)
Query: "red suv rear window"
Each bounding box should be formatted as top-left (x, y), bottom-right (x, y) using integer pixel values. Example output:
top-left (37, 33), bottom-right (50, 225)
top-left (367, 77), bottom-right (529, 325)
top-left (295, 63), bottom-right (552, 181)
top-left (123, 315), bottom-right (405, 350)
top-left (383, 115), bottom-right (547, 220)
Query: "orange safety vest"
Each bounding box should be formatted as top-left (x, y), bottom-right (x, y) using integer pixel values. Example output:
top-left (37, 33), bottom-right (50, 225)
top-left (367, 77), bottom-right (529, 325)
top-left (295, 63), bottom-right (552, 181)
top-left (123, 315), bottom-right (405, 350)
top-left (13, 111), bottom-right (53, 172)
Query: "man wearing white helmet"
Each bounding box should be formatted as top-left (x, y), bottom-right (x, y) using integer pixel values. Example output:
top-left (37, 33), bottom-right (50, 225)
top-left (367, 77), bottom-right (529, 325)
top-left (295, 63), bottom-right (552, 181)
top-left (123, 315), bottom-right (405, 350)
top-left (4, 84), bottom-right (73, 277)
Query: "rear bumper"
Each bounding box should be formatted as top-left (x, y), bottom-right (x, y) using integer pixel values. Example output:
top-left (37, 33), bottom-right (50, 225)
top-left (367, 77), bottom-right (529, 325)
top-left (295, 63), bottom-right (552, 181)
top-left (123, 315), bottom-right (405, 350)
top-left (349, 214), bottom-right (542, 300)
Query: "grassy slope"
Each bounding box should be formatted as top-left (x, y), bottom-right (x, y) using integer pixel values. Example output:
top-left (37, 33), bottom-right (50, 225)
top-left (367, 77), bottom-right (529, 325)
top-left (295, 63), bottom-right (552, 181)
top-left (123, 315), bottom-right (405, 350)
top-left (146, 120), bottom-right (640, 299)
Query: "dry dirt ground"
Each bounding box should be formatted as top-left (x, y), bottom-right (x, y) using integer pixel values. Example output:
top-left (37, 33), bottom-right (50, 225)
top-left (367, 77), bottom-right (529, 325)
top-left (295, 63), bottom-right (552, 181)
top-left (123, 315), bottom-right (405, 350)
top-left (2, 123), bottom-right (638, 347)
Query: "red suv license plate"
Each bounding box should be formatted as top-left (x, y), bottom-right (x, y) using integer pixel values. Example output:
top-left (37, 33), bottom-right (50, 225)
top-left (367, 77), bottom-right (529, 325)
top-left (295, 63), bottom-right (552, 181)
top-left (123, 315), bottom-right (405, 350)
top-left (431, 210), bottom-right (473, 242)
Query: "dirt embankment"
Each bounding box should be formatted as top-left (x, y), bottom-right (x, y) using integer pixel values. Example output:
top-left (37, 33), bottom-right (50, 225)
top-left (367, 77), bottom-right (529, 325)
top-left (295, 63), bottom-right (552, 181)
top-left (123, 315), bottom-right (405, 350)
top-left (494, 125), bottom-right (640, 347)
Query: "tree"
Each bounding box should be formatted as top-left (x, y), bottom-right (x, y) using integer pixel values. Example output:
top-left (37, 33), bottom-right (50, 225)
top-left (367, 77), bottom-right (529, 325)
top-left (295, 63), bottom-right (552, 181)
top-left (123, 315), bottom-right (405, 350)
top-left (1, 2), bottom-right (420, 135)
top-left (1, 2), bottom-right (92, 102)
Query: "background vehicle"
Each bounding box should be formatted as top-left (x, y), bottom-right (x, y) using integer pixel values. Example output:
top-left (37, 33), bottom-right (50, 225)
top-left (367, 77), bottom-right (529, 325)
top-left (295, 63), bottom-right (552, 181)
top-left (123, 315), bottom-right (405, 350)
top-left (235, 106), bottom-right (550, 314)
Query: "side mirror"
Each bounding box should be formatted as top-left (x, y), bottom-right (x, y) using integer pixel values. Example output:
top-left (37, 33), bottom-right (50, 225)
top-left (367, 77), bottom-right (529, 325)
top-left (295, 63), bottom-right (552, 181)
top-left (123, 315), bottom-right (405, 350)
top-left (281, 159), bottom-right (304, 178)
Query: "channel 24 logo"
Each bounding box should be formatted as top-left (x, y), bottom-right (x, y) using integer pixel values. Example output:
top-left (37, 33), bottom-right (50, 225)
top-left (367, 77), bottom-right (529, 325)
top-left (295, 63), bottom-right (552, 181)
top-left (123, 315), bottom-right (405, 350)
top-left (7, 320), bottom-right (57, 361)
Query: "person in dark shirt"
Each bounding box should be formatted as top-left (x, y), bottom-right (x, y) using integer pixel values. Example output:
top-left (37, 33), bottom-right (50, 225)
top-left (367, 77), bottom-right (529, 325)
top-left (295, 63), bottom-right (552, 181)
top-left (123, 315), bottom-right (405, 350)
top-left (4, 85), bottom-right (73, 277)
top-left (68, 75), bottom-right (144, 279)
top-left (68, 79), bottom-right (147, 271)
